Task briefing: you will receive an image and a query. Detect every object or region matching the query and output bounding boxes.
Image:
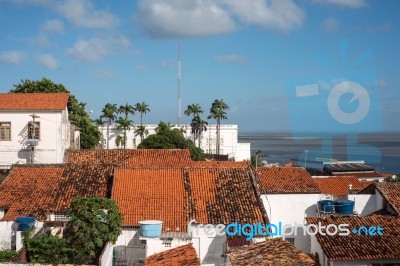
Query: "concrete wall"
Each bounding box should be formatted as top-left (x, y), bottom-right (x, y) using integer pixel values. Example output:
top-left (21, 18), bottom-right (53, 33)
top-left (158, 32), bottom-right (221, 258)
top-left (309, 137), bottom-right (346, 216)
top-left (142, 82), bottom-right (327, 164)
top-left (261, 193), bottom-right (320, 252)
top-left (349, 194), bottom-right (379, 217)
top-left (98, 124), bottom-right (251, 161)
top-left (0, 221), bottom-right (44, 250)
top-left (99, 242), bottom-right (113, 266)
top-left (0, 109), bottom-right (73, 166)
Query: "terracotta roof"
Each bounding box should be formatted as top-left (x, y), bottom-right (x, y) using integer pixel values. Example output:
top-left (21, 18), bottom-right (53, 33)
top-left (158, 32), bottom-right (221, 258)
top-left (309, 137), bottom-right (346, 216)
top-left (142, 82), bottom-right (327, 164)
top-left (334, 172), bottom-right (384, 178)
top-left (145, 244), bottom-right (200, 266)
top-left (227, 236), bottom-right (251, 248)
top-left (227, 238), bottom-right (316, 266)
top-left (306, 215), bottom-right (400, 261)
top-left (66, 149), bottom-right (193, 167)
top-left (0, 164), bottom-right (112, 220)
top-left (0, 93), bottom-right (69, 111)
top-left (257, 167), bottom-right (321, 194)
top-left (313, 176), bottom-right (365, 196)
top-left (376, 183), bottom-right (400, 216)
top-left (112, 168), bottom-right (267, 230)
top-left (192, 161), bottom-right (249, 168)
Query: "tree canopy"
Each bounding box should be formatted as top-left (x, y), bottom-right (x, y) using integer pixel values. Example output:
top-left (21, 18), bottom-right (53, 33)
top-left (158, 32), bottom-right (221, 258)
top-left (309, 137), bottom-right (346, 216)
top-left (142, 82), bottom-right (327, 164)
top-left (139, 121), bottom-right (204, 161)
top-left (10, 78), bottom-right (101, 149)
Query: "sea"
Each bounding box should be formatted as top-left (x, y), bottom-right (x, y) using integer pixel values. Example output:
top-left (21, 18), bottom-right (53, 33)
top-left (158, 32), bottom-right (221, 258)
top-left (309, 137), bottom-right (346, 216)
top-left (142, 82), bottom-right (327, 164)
top-left (239, 132), bottom-right (400, 174)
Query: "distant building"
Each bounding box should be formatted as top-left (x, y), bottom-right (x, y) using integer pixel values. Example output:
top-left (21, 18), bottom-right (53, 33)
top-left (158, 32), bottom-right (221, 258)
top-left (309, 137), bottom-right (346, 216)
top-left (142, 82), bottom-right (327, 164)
top-left (0, 93), bottom-right (79, 167)
top-left (98, 124), bottom-right (251, 161)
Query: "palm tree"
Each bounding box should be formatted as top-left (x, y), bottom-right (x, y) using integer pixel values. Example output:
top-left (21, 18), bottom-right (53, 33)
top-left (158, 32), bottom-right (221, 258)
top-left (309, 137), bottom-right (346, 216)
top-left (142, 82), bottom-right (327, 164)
top-left (116, 117), bottom-right (133, 149)
top-left (135, 102), bottom-right (150, 126)
top-left (100, 103), bottom-right (118, 149)
top-left (208, 99), bottom-right (229, 155)
top-left (196, 116), bottom-right (208, 148)
top-left (115, 135), bottom-right (124, 148)
top-left (155, 121), bottom-right (173, 133)
top-left (134, 125), bottom-right (149, 143)
top-left (118, 103), bottom-right (135, 120)
top-left (185, 104), bottom-right (203, 143)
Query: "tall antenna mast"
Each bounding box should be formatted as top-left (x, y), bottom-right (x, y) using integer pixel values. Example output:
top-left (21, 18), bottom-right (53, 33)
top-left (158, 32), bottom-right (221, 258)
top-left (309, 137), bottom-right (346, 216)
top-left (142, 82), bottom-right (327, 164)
top-left (177, 41), bottom-right (182, 126)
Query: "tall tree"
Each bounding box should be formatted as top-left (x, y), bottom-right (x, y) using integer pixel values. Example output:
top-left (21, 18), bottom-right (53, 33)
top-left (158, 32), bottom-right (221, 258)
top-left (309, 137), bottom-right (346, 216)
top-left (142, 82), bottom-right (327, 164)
top-left (118, 103), bottom-right (135, 120)
top-left (134, 125), bottom-right (149, 143)
top-left (185, 103), bottom-right (203, 143)
top-left (208, 99), bottom-right (229, 155)
top-left (134, 102), bottom-right (150, 126)
top-left (115, 135), bottom-right (124, 148)
top-left (100, 103), bottom-right (117, 149)
top-left (116, 117), bottom-right (133, 149)
top-left (10, 78), bottom-right (101, 149)
top-left (195, 116), bottom-right (208, 148)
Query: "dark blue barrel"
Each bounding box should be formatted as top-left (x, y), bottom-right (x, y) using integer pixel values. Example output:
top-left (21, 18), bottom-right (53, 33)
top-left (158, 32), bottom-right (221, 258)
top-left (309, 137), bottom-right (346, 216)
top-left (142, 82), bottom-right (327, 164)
top-left (317, 200), bottom-right (335, 213)
top-left (334, 200), bottom-right (354, 215)
top-left (15, 217), bottom-right (36, 231)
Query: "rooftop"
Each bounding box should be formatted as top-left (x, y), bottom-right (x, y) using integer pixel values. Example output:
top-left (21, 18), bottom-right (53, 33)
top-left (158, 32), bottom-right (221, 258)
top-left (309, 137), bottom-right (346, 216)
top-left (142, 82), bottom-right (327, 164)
top-left (192, 161), bottom-right (249, 168)
top-left (0, 93), bottom-right (70, 111)
top-left (306, 215), bottom-right (400, 261)
top-left (324, 163), bottom-right (375, 173)
top-left (66, 149), bottom-right (193, 167)
top-left (313, 176), bottom-right (365, 196)
top-left (376, 182), bottom-right (400, 216)
top-left (112, 167), bottom-right (267, 231)
top-left (145, 244), bottom-right (200, 266)
top-left (0, 164), bottom-right (112, 220)
top-left (257, 167), bottom-right (321, 194)
top-left (227, 238), bottom-right (316, 266)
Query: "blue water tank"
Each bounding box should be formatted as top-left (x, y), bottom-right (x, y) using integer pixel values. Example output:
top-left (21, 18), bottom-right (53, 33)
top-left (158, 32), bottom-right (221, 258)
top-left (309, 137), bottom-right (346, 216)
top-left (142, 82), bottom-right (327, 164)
top-left (15, 217), bottom-right (36, 231)
top-left (139, 220), bottom-right (163, 237)
top-left (317, 200), bottom-right (335, 213)
top-left (334, 200), bottom-right (354, 215)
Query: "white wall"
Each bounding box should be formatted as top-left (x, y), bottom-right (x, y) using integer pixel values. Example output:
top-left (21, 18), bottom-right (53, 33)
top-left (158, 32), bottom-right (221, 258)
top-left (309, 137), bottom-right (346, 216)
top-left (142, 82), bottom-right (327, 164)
top-left (98, 124), bottom-right (251, 161)
top-left (349, 194), bottom-right (379, 217)
top-left (0, 109), bottom-right (73, 166)
top-left (0, 221), bottom-right (44, 250)
top-left (261, 194), bottom-right (321, 252)
top-left (99, 242), bottom-right (113, 266)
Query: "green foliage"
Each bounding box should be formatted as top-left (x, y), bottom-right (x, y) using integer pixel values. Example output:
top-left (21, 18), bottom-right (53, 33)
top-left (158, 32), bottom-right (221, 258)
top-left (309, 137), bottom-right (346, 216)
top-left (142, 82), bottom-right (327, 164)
top-left (25, 232), bottom-right (71, 264)
top-left (10, 78), bottom-right (101, 149)
top-left (385, 174), bottom-right (400, 182)
top-left (0, 249), bottom-right (17, 262)
top-left (65, 197), bottom-right (122, 264)
top-left (139, 121), bottom-right (204, 161)
top-left (250, 155), bottom-right (265, 167)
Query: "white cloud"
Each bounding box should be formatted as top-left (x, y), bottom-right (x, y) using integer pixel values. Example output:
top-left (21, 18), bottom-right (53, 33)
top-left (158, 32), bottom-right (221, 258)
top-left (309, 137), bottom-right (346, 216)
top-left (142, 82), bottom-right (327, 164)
top-left (66, 35), bottom-right (130, 62)
top-left (135, 0), bottom-right (305, 37)
top-left (0, 50), bottom-right (26, 65)
top-left (135, 64), bottom-right (147, 71)
top-left (36, 54), bottom-right (58, 69)
top-left (323, 17), bottom-right (339, 32)
top-left (41, 19), bottom-right (64, 34)
top-left (136, 0), bottom-right (235, 37)
top-left (222, 0), bottom-right (305, 32)
top-left (94, 68), bottom-right (114, 79)
top-left (213, 54), bottom-right (248, 64)
top-left (57, 0), bottom-right (119, 29)
top-left (312, 0), bottom-right (366, 8)
top-left (159, 60), bottom-right (175, 69)
top-left (367, 22), bottom-right (394, 33)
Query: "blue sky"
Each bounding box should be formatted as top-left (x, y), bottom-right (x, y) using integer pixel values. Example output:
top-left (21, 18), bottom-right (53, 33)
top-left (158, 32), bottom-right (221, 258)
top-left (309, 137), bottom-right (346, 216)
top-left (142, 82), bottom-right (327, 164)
top-left (0, 0), bottom-right (399, 132)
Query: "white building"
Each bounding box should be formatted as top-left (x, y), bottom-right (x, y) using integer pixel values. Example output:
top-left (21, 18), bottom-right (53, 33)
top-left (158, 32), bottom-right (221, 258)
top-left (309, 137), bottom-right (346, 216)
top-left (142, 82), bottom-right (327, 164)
top-left (98, 124), bottom-right (250, 161)
top-left (0, 93), bottom-right (79, 167)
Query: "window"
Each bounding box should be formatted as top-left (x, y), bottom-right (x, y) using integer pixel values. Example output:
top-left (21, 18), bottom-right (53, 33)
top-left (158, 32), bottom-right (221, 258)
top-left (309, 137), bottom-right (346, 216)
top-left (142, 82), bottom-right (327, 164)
top-left (28, 122), bottom-right (40, 140)
top-left (0, 122), bottom-right (11, 141)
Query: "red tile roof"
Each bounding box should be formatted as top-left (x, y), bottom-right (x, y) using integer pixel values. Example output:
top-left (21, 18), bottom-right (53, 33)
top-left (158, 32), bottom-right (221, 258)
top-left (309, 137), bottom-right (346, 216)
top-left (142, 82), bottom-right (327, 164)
top-left (334, 172), bottom-right (384, 178)
top-left (112, 167), bottom-right (267, 231)
top-left (257, 167), bottom-right (321, 194)
top-left (192, 161), bottom-right (249, 168)
top-left (66, 149), bottom-right (193, 167)
top-left (376, 183), bottom-right (400, 216)
top-left (306, 215), bottom-right (400, 261)
top-left (227, 238), bottom-right (316, 266)
top-left (313, 176), bottom-right (365, 196)
top-left (0, 164), bottom-right (112, 221)
top-left (145, 244), bottom-right (200, 266)
top-left (0, 93), bottom-right (69, 111)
